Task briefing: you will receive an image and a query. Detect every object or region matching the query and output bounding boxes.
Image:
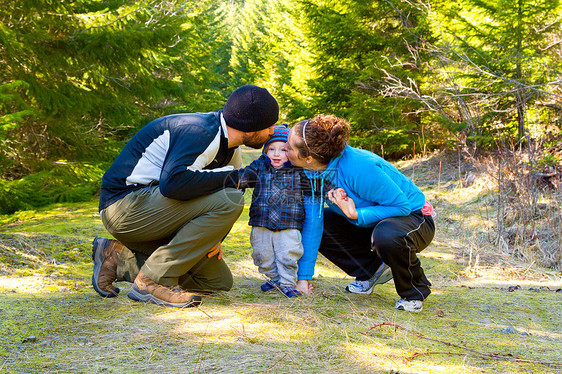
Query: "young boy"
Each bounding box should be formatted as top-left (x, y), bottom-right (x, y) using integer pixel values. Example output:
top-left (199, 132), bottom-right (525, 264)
top-left (238, 124), bottom-right (308, 297)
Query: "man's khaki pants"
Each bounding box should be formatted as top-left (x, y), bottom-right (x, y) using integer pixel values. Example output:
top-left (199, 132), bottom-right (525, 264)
top-left (100, 186), bottom-right (244, 292)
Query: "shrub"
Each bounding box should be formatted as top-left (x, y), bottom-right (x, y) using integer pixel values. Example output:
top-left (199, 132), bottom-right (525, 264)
top-left (0, 162), bottom-right (106, 215)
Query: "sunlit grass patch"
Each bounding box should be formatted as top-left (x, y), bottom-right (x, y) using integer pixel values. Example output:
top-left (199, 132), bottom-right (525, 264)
top-left (343, 339), bottom-right (484, 374)
top-left (2, 273), bottom-right (561, 373)
top-left (1, 153), bottom-right (562, 373)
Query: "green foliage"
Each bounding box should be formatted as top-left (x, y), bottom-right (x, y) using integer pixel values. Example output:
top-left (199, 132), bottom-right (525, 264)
top-left (538, 152), bottom-right (560, 168)
top-left (0, 80), bottom-right (39, 174)
top-left (349, 130), bottom-right (413, 159)
top-left (1, 0), bottom-right (562, 207)
top-left (431, 0), bottom-right (562, 142)
top-left (0, 0), bottom-right (232, 179)
top-left (0, 162), bottom-right (106, 215)
top-left (0, 81), bottom-right (37, 135)
top-left (228, 0), bottom-right (315, 121)
top-left (229, 0), bottom-right (436, 152)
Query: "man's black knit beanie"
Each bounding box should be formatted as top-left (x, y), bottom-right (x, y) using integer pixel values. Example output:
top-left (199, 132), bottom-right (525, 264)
top-left (223, 85), bottom-right (279, 132)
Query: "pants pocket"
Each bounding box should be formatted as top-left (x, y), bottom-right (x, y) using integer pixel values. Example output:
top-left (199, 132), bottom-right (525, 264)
top-left (101, 205), bottom-right (128, 233)
top-left (101, 188), bottom-right (149, 233)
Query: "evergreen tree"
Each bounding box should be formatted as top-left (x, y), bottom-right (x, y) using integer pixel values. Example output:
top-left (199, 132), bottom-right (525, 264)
top-left (300, 0), bottom-right (433, 156)
top-left (0, 0), bottom-right (231, 179)
top-left (229, 0), bottom-right (433, 157)
top-left (296, 0), bottom-right (431, 151)
top-left (432, 0), bottom-right (562, 143)
top-left (228, 0), bottom-right (313, 121)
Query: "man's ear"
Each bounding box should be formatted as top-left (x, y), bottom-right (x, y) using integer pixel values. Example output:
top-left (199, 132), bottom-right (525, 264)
top-left (305, 156), bottom-right (314, 164)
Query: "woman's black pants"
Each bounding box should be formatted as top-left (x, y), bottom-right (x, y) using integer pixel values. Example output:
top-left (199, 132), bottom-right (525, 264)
top-left (319, 209), bottom-right (435, 301)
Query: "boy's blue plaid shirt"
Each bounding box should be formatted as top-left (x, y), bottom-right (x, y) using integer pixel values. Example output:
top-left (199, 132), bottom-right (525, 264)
top-left (239, 154), bottom-right (312, 231)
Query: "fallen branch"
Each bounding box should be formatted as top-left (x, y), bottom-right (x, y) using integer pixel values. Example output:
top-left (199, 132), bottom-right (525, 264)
top-left (365, 322), bottom-right (562, 367)
top-left (407, 351), bottom-right (560, 366)
top-left (260, 353), bottom-right (289, 374)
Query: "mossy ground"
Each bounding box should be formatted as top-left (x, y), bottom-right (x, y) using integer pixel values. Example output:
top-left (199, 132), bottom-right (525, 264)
top-left (1, 153), bottom-right (561, 373)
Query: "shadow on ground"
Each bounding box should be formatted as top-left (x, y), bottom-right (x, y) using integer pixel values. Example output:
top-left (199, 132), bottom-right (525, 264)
top-left (1, 186), bottom-right (561, 373)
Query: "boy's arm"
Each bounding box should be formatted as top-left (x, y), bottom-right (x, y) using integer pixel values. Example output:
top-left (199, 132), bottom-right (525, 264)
top-left (237, 155), bottom-right (266, 189)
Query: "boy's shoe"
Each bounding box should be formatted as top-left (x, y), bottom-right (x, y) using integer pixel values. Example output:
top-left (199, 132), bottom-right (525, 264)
top-left (394, 298), bottom-right (423, 313)
top-left (345, 262), bottom-right (392, 294)
top-left (127, 270), bottom-right (202, 308)
top-left (91, 237), bottom-right (124, 298)
top-left (280, 286), bottom-right (302, 298)
top-left (261, 280), bottom-right (280, 292)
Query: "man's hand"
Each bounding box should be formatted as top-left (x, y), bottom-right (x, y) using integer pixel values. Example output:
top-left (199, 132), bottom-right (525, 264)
top-left (207, 241), bottom-right (223, 260)
top-left (296, 280), bottom-right (313, 295)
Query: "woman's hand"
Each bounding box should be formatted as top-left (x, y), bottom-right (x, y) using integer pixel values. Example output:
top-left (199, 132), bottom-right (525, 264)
top-left (296, 280), bottom-right (313, 295)
top-left (327, 188), bottom-right (358, 220)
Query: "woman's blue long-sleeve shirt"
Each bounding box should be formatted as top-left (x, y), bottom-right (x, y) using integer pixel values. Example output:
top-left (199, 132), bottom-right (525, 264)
top-left (297, 145), bottom-right (426, 280)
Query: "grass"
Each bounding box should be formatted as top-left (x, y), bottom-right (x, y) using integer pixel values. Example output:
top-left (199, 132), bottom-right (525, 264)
top-left (1, 153), bottom-right (561, 373)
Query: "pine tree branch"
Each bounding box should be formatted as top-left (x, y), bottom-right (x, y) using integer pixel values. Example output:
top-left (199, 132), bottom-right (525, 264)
top-left (407, 350), bottom-right (562, 366)
top-left (80, 0), bottom-right (149, 32)
top-left (79, 0), bottom-right (199, 32)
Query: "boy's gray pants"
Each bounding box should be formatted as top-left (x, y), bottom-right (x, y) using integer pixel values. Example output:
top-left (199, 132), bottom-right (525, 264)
top-left (100, 185), bottom-right (244, 292)
top-left (250, 227), bottom-right (304, 288)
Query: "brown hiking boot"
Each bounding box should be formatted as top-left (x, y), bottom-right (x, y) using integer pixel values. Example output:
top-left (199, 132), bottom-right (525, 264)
top-left (127, 270), bottom-right (203, 308)
top-left (91, 237), bottom-right (124, 298)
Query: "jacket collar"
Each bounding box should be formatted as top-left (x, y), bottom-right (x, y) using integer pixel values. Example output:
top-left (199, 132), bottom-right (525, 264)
top-left (219, 111), bottom-right (228, 141)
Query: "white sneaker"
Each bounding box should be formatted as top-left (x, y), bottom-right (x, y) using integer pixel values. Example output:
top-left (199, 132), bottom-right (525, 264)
top-left (345, 279), bottom-right (375, 294)
top-left (345, 263), bottom-right (393, 294)
top-left (394, 298), bottom-right (423, 312)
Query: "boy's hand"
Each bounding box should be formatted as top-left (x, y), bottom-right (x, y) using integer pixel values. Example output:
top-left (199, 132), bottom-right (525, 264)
top-left (207, 242), bottom-right (223, 260)
top-left (237, 162), bottom-right (259, 189)
top-left (296, 280), bottom-right (313, 295)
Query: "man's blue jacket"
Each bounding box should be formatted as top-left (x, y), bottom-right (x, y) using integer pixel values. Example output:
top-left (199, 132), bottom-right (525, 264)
top-left (99, 112), bottom-right (241, 211)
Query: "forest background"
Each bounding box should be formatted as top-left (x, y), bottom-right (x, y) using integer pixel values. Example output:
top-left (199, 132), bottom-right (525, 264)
top-left (1, 1), bottom-right (562, 372)
top-left (0, 0), bottom-right (561, 269)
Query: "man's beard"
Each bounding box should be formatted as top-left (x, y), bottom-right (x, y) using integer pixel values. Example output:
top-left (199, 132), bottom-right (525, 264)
top-left (243, 132), bottom-right (269, 149)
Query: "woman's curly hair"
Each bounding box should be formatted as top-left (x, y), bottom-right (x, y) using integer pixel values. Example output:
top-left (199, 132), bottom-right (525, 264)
top-left (293, 114), bottom-right (350, 165)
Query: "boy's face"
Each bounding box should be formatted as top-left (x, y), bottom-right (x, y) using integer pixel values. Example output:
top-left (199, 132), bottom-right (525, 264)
top-left (265, 141), bottom-right (289, 169)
